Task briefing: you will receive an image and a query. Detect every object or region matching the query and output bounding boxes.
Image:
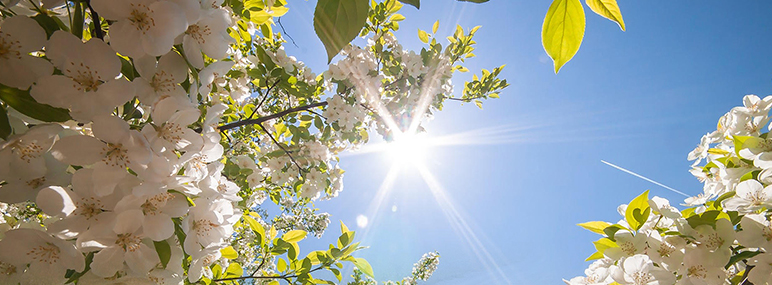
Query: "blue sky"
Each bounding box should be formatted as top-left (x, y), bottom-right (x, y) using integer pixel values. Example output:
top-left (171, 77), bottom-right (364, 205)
top-left (278, 1), bottom-right (772, 284)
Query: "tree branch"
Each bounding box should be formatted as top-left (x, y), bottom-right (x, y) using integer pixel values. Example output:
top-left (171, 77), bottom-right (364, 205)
top-left (218, 102), bottom-right (328, 131)
top-left (85, 0), bottom-right (104, 40)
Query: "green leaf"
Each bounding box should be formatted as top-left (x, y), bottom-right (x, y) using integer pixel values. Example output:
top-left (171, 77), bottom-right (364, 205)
top-left (351, 257), bottom-right (374, 279)
top-left (432, 20), bottom-right (439, 34)
top-left (624, 190), bottom-right (650, 231)
top-left (585, 0), bottom-right (625, 31)
top-left (577, 221), bottom-right (611, 235)
top-left (72, 2), bottom-right (84, 39)
top-left (340, 221), bottom-right (350, 233)
top-left (398, 0), bottom-right (419, 9)
top-left (0, 105), bottom-right (11, 140)
top-left (726, 250), bottom-right (761, 269)
top-left (32, 13), bottom-right (61, 38)
top-left (225, 263), bottom-right (243, 277)
top-left (313, 0), bottom-right (370, 63)
top-left (418, 29), bottom-right (430, 43)
top-left (542, 0), bottom-right (586, 73)
top-left (243, 215), bottom-right (265, 245)
top-left (282, 230), bottom-right (307, 243)
top-left (221, 246), bottom-right (238, 259)
top-left (277, 258), bottom-right (287, 272)
top-left (0, 85), bottom-right (71, 122)
top-left (153, 240), bottom-right (172, 269)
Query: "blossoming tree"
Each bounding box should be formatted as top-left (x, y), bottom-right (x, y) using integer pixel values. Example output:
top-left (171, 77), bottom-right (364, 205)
top-left (567, 96), bottom-right (772, 284)
top-left (0, 0), bottom-right (507, 284)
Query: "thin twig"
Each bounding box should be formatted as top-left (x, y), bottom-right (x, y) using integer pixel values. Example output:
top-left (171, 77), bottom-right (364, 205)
top-left (249, 79), bottom-right (282, 120)
top-left (276, 17), bottom-right (298, 48)
top-left (257, 122), bottom-right (303, 175)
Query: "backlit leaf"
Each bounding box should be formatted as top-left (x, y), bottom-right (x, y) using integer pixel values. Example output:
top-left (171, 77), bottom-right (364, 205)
top-left (585, 0), bottom-right (625, 31)
top-left (313, 0), bottom-right (370, 63)
top-left (542, 0), bottom-right (586, 73)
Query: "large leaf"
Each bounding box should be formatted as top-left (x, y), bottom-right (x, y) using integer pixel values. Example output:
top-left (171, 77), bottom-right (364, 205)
top-left (398, 0), bottom-right (419, 9)
top-left (0, 85), bottom-right (71, 122)
top-left (585, 0), bottom-right (625, 31)
top-left (313, 0), bottom-right (370, 63)
top-left (542, 0), bottom-right (586, 73)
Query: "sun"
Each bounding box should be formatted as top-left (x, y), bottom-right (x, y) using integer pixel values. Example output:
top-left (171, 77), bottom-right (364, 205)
top-left (386, 132), bottom-right (431, 167)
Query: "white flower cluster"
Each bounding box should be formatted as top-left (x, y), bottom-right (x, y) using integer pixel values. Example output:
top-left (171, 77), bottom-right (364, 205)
top-left (0, 0), bottom-right (265, 282)
top-left (324, 94), bottom-right (367, 132)
top-left (411, 251), bottom-right (440, 281)
top-left (568, 95), bottom-right (772, 285)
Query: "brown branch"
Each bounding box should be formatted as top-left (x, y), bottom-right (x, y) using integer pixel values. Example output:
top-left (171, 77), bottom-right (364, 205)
top-left (85, 0), bottom-right (104, 40)
top-left (218, 102), bottom-right (328, 131)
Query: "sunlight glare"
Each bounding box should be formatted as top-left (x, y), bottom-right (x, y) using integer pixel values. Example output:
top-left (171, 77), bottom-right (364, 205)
top-left (386, 132), bottom-right (431, 167)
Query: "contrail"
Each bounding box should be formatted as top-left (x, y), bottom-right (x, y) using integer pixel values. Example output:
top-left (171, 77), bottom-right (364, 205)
top-left (601, 160), bottom-right (690, 197)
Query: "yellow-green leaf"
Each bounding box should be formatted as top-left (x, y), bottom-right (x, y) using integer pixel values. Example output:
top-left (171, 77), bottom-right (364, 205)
top-left (432, 20), bottom-right (439, 34)
top-left (282, 230), bottom-right (307, 243)
top-left (340, 221), bottom-right (349, 233)
top-left (221, 246), bottom-right (238, 260)
top-left (585, 251), bottom-right (604, 261)
top-left (625, 190), bottom-right (651, 231)
top-left (418, 29), bottom-right (430, 43)
top-left (542, 0), bottom-right (586, 73)
top-left (585, 0), bottom-right (625, 31)
top-left (577, 221), bottom-right (611, 235)
top-left (390, 14), bottom-right (405, 21)
top-left (352, 257), bottom-right (374, 278)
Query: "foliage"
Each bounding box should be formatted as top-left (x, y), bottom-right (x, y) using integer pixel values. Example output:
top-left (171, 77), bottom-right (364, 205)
top-left (0, 0), bottom-right (503, 284)
top-left (542, 0), bottom-right (625, 73)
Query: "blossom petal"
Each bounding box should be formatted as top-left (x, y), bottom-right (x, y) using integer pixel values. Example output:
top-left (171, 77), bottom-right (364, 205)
top-left (50, 135), bottom-right (104, 166)
top-left (36, 186), bottom-right (76, 217)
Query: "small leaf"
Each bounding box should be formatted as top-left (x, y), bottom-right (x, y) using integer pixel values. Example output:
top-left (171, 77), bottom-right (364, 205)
top-left (577, 221), bottom-right (611, 235)
top-left (585, 251), bottom-right (604, 261)
top-left (313, 0), bottom-right (370, 63)
top-left (282, 230), bottom-right (308, 243)
top-left (277, 258), bottom-right (287, 272)
top-left (221, 246), bottom-right (238, 260)
top-left (398, 0), bottom-right (419, 9)
top-left (542, 0), bottom-right (586, 73)
top-left (474, 100), bottom-right (483, 109)
top-left (0, 105), bottom-right (11, 140)
top-left (0, 85), bottom-right (71, 122)
top-left (418, 29), bottom-right (430, 43)
top-left (432, 20), bottom-right (439, 34)
top-left (225, 263), bottom-right (243, 277)
top-left (351, 258), bottom-right (374, 279)
top-left (340, 221), bottom-right (349, 233)
top-left (585, 0), bottom-right (625, 31)
top-left (625, 190), bottom-right (650, 231)
top-left (153, 240), bottom-right (172, 269)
